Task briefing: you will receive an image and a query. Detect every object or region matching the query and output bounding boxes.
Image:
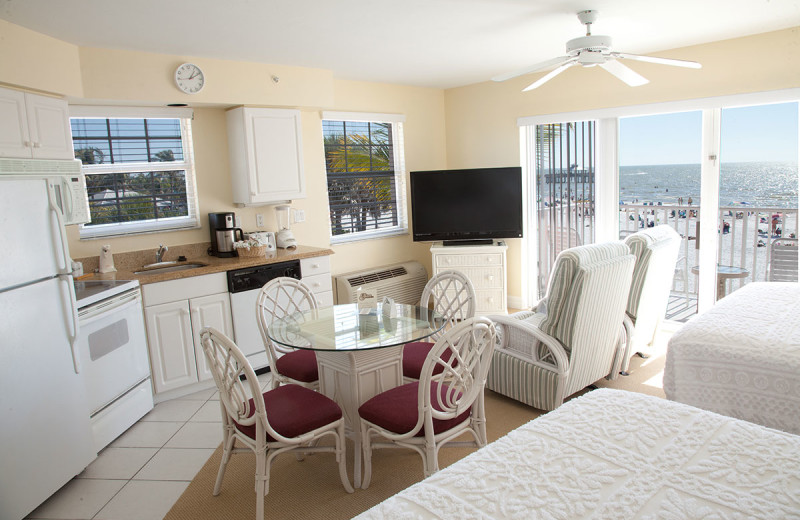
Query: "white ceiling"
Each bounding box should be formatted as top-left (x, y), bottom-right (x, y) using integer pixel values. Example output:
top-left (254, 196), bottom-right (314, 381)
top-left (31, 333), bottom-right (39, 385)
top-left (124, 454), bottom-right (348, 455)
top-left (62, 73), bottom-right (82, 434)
top-left (2, 0), bottom-right (799, 89)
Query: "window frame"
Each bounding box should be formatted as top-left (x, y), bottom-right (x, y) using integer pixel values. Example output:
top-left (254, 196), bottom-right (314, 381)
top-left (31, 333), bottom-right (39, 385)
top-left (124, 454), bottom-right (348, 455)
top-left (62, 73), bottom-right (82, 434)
top-left (321, 111), bottom-right (408, 244)
top-left (69, 106), bottom-right (200, 239)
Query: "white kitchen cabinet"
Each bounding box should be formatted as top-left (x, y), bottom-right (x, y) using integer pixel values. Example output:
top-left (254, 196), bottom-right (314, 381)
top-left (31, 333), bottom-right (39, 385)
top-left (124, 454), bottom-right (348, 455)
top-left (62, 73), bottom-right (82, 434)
top-left (430, 241), bottom-right (508, 315)
top-left (226, 107), bottom-right (305, 206)
top-left (0, 86), bottom-right (74, 160)
top-left (142, 273), bottom-right (233, 395)
top-left (301, 255), bottom-right (333, 307)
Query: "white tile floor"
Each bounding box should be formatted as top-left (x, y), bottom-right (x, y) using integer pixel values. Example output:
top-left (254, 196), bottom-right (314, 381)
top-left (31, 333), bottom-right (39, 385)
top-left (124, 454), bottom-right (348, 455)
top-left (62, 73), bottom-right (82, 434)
top-left (26, 372), bottom-right (273, 520)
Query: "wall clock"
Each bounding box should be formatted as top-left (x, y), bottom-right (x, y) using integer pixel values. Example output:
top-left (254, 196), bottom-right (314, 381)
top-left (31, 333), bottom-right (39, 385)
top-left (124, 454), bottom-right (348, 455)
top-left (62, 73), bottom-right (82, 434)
top-left (174, 63), bottom-right (205, 94)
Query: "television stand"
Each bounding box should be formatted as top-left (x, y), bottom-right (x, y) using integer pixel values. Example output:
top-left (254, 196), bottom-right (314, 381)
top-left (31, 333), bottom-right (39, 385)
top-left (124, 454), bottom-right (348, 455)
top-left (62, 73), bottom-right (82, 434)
top-left (442, 239), bottom-right (493, 247)
top-left (430, 241), bottom-right (508, 315)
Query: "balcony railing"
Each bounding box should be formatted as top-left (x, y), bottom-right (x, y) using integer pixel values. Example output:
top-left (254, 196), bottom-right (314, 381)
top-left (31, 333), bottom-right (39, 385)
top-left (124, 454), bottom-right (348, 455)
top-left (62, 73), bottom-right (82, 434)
top-left (619, 203), bottom-right (798, 319)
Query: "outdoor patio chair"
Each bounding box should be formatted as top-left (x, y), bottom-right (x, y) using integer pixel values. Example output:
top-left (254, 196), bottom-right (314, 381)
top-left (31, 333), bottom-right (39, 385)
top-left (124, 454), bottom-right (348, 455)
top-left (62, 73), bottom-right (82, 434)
top-left (767, 238), bottom-right (798, 282)
top-left (487, 242), bottom-right (635, 411)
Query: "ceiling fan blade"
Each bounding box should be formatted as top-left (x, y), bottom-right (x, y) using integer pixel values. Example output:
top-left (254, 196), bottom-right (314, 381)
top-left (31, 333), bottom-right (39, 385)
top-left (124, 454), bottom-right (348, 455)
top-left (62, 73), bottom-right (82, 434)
top-left (614, 52), bottom-right (702, 69)
top-left (599, 60), bottom-right (649, 87)
top-left (522, 60), bottom-right (578, 91)
top-left (492, 56), bottom-right (573, 82)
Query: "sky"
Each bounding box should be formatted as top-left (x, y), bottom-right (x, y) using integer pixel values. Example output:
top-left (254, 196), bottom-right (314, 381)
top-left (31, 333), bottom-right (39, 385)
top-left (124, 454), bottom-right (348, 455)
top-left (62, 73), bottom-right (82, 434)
top-left (619, 102), bottom-right (799, 166)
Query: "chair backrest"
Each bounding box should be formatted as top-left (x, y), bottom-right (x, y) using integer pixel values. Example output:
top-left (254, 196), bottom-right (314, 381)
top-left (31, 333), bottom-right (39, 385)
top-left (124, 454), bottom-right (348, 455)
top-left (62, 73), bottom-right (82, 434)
top-left (256, 277), bottom-right (318, 362)
top-left (420, 270), bottom-right (476, 341)
top-left (199, 326), bottom-right (265, 436)
top-left (419, 316), bottom-right (496, 421)
top-left (768, 238), bottom-right (798, 282)
top-left (539, 241), bottom-right (633, 348)
top-left (624, 225), bottom-right (681, 343)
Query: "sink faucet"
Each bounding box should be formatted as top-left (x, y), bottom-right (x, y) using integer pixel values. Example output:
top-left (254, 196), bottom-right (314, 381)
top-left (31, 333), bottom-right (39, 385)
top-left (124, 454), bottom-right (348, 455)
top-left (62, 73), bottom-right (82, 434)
top-left (156, 244), bottom-right (168, 263)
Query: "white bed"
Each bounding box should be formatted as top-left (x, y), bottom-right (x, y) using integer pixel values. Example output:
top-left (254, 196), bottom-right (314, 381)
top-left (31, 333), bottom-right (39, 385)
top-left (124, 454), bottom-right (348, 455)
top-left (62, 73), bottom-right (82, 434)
top-left (663, 281), bottom-right (800, 435)
top-left (353, 389), bottom-right (800, 519)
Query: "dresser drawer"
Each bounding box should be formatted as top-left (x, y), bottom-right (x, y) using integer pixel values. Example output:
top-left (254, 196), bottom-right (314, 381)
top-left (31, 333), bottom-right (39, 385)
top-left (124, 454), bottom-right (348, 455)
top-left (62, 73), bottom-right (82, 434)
top-left (475, 289), bottom-right (506, 313)
top-left (303, 272), bottom-right (332, 296)
top-left (435, 253), bottom-right (503, 268)
top-left (300, 255), bottom-right (331, 278)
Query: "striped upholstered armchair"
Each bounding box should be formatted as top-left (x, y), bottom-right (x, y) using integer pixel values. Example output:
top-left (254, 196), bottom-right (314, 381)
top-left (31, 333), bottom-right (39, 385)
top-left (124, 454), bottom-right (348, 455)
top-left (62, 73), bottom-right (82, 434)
top-left (487, 242), bottom-right (635, 411)
top-left (616, 225), bottom-right (681, 375)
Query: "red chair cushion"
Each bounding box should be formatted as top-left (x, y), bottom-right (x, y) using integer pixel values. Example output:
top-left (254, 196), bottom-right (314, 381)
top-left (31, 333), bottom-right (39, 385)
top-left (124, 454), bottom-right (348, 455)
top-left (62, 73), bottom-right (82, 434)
top-left (402, 342), bottom-right (453, 380)
top-left (358, 381), bottom-right (470, 436)
top-left (235, 384), bottom-right (342, 441)
top-left (275, 349), bottom-right (319, 383)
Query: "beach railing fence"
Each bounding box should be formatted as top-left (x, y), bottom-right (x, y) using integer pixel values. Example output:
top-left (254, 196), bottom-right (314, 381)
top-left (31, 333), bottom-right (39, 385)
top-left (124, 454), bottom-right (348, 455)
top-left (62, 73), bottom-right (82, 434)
top-left (619, 203), bottom-right (798, 314)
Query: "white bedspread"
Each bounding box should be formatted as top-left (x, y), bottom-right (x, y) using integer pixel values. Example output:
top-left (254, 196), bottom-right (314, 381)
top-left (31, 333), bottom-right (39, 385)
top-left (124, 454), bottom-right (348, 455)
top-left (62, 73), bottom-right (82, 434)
top-left (663, 281), bottom-right (800, 435)
top-left (354, 389), bottom-right (800, 519)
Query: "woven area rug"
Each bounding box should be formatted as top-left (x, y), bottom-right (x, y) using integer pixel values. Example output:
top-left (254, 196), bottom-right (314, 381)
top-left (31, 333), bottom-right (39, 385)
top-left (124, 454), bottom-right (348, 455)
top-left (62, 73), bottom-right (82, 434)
top-left (165, 345), bottom-right (666, 520)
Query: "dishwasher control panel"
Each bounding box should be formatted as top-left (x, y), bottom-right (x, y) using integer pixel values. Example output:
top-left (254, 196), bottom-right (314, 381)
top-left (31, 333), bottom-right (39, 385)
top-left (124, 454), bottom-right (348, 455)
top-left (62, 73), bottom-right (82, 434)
top-left (226, 260), bottom-right (302, 293)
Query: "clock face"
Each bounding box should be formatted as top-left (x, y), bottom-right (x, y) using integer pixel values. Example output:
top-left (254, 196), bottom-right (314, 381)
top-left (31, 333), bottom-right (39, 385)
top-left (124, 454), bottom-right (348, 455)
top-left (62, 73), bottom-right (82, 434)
top-left (175, 63), bottom-right (205, 94)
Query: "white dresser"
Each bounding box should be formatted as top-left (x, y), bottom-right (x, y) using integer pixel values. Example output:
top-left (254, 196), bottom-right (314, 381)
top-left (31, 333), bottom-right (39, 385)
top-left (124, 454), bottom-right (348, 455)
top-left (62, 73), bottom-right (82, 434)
top-left (430, 241), bottom-right (508, 315)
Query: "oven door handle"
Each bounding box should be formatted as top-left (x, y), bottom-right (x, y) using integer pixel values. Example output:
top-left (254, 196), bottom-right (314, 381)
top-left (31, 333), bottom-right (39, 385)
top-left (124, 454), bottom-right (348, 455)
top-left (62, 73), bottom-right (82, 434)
top-left (79, 295), bottom-right (142, 326)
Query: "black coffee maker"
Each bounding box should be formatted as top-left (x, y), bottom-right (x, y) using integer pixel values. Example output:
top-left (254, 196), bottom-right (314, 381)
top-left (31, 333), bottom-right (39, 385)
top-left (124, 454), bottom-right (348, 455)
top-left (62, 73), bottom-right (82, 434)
top-left (208, 212), bottom-right (243, 257)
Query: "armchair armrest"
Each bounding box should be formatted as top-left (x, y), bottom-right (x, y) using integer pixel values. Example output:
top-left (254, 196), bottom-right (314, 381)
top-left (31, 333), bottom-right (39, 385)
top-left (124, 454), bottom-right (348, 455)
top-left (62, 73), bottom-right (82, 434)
top-left (489, 315), bottom-right (570, 376)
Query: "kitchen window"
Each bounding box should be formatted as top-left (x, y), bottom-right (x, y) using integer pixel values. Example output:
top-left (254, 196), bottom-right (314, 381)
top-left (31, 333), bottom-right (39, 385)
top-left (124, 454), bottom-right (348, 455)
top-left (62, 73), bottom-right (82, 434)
top-left (321, 111), bottom-right (408, 243)
top-left (69, 106), bottom-right (199, 238)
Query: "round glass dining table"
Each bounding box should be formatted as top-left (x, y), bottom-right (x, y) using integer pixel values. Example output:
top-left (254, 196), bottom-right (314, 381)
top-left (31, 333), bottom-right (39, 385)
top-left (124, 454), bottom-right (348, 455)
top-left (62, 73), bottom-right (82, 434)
top-left (267, 303), bottom-right (445, 352)
top-left (267, 303), bottom-right (445, 488)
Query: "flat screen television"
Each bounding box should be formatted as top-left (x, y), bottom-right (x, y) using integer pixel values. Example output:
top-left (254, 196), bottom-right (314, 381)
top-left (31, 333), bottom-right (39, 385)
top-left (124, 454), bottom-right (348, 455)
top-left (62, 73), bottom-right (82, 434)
top-left (410, 166), bottom-right (523, 245)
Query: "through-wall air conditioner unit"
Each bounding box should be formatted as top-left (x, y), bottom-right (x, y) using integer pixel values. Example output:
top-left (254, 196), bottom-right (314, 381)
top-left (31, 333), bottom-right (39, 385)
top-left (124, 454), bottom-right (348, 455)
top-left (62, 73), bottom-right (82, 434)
top-left (334, 261), bottom-right (428, 305)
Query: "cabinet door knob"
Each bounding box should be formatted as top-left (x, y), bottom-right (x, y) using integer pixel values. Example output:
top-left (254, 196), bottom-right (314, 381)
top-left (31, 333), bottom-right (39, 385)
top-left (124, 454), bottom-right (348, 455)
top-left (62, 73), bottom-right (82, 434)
top-left (24, 141), bottom-right (32, 148)
top-left (312, 263), bottom-right (319, 269)
top-left (33, 142), bottom-right (41, 148)
top-left (487, 275), bottom-right (494, 282)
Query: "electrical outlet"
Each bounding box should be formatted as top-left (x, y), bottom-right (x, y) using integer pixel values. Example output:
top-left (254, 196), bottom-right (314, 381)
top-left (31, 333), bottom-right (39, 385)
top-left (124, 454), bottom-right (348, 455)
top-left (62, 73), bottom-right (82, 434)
top-left (256, 214), bottom-right (264, 227)
top-left (294, 209), bottom-right (306, 223)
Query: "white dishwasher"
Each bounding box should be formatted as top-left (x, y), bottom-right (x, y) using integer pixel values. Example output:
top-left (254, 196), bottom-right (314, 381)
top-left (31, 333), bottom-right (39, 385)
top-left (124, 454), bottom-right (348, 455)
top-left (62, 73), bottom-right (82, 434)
top-left (227, 260), bottom-right (302, 371)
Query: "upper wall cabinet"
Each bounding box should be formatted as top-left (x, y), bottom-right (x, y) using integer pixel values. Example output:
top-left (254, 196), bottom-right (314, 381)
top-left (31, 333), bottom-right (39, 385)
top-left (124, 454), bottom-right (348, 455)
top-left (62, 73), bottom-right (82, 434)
top-left (226, 107), bottom-right (306, 206)
top-left (0, 87), bottom-right (74, 160)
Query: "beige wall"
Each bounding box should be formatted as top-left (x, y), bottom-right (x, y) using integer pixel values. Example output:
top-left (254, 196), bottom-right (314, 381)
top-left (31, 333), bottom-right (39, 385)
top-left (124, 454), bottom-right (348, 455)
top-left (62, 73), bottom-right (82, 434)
top-left (2, 19), bottom-right (797, 295)
top-left (444, 27), bottom-right (800, 304)
top-left (0, 22), bottom-right (446, 278)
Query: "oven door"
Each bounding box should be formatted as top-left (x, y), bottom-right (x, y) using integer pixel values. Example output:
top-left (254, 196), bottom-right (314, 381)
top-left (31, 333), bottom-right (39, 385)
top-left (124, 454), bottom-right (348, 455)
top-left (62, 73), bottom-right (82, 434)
top-left (77, 288), bottom-right (150, 415)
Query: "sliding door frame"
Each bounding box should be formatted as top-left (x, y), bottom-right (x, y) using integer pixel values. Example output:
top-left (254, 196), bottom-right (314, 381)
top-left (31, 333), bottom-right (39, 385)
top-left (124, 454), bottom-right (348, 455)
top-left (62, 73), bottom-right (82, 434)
top-left (518, 88), bottom-right (800, 312)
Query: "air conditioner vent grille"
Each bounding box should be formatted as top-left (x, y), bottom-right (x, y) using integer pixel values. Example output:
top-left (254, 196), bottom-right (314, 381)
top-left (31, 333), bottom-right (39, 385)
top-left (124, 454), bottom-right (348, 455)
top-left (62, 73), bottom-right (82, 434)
top-left (346, 267), bottom-right (408, 286)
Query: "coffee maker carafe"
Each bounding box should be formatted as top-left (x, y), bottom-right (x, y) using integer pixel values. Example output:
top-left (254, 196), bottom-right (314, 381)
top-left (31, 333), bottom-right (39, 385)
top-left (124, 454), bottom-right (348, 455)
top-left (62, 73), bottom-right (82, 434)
top-left (208, 212), bottom-right (243, 257)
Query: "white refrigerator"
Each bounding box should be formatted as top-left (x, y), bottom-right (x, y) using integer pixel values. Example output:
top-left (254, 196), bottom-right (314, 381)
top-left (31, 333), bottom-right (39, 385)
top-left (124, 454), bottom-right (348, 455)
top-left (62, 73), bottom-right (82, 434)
top-left (0, 172), bottom-right (96, 519)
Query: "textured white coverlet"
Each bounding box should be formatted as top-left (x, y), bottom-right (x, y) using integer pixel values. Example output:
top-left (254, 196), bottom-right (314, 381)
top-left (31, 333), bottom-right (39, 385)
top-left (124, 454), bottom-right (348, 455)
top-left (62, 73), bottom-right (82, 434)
top-left (354, 389), bottom-right (800, 520)
top-left (663, 281), bottom-right (800, 434)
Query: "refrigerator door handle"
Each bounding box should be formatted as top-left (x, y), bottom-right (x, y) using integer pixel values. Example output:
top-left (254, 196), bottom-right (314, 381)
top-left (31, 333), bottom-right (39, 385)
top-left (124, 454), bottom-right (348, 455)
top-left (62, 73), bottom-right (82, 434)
top-left (48, 192), bottom-right (81, 373)
top-left (59, 273), bottom-right (81, 374)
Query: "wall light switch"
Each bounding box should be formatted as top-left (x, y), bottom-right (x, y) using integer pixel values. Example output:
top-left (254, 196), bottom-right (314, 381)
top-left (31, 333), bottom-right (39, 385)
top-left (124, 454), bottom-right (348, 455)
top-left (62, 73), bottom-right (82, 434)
top-left (294, 209), bottom-right (306, 223)
top-left (256, 214), bottom-right (264, 227)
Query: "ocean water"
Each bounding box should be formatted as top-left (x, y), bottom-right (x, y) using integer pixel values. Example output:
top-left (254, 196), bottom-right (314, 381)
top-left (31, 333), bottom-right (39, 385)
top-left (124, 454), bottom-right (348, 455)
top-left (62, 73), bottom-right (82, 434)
top-left (619, 161), bottom-right (798, 208)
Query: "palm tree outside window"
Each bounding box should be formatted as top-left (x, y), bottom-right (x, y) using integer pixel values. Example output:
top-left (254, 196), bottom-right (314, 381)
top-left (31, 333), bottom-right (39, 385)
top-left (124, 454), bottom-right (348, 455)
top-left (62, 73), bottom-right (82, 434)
top-left (322, 114), bottom-right (408, 243)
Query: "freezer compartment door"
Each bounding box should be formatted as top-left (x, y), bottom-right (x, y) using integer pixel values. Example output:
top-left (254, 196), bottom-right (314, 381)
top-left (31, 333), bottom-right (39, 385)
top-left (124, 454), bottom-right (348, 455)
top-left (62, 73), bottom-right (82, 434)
top-left (0, 178), bottom-right (67, 289)
top-left (0, 278), bottom-right (96, 520)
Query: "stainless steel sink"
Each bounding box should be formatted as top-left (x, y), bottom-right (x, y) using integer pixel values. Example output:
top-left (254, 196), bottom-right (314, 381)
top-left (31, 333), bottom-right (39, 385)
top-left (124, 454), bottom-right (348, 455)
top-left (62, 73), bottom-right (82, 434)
top-left (133, 261), bottom-right (208, 275)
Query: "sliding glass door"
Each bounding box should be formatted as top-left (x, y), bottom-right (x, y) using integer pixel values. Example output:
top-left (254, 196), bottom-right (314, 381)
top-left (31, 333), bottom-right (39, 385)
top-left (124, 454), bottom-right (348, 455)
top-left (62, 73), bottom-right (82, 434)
top-left (533, 121), bottom-right (596, 296)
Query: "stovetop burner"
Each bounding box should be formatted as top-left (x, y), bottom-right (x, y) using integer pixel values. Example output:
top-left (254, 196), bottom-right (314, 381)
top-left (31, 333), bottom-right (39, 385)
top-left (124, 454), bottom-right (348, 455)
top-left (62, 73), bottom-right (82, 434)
top-left (74, 279), bottom-right (140, 308)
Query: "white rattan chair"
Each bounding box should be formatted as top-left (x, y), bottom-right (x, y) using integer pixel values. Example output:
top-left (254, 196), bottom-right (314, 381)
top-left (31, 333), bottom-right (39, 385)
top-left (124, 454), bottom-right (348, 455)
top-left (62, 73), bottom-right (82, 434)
top-left (402, 270), bottom-right (476, 382)
top-left (256, 277), bottom-right (319, 390)
top-left (487, 242), bottom-right (635, 411)
top-left (198, 327), bottom-right (353, 520)
top-left (359, 316), bottom-right (496, 488)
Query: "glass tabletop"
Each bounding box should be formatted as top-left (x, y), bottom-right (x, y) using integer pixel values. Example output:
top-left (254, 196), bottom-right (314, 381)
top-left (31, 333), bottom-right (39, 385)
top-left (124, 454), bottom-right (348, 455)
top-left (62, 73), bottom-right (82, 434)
top-left (267, 303), bottom-right (445, 352)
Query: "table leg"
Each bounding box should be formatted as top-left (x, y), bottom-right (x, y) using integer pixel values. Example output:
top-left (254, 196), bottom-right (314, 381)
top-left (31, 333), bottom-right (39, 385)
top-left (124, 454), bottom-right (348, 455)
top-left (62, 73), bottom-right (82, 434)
top-left (315, 347), bottom-right (404, 489)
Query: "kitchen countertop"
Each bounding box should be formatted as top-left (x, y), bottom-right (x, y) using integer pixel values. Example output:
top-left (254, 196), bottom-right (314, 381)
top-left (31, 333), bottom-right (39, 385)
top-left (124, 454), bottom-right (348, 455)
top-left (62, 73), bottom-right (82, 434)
top-left (75, 244), bottom-right (333, 285)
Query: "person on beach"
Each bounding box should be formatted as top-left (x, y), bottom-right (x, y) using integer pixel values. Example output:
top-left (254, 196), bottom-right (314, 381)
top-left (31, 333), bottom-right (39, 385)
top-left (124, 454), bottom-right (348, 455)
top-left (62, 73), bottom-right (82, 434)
top-left (688, 196), bottom-right (693, 206)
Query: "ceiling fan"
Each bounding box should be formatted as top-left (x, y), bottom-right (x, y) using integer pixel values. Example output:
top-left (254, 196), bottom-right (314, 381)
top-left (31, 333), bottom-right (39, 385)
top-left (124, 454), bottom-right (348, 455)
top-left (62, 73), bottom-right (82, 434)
top-left (492, 10), bottom-right (702, 91)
